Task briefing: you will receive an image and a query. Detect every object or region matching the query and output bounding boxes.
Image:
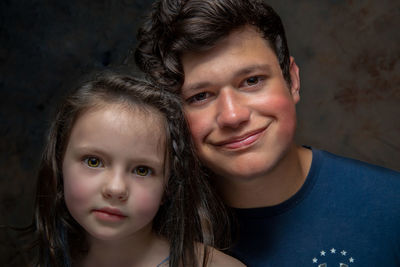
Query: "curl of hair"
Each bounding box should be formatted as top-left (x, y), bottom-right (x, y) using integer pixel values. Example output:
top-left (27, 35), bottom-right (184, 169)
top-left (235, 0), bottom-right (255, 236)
top-left (135, 0), bottom-right (292, 91)
top-left (29, 71), bottom-right (229, 267)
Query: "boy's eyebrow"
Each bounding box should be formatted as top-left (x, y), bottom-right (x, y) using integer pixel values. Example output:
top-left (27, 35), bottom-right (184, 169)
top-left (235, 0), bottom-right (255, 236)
top-left (235, 64), bottom-right (272, 77)
top-left (182, 81), bottom-right (212, 93)
top-left (182, 63), bottom-right (272, 93)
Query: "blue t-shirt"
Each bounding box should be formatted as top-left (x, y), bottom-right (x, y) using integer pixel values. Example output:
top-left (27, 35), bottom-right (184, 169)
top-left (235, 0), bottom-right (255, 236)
top-left (229, 148), bottom-right (400, 266)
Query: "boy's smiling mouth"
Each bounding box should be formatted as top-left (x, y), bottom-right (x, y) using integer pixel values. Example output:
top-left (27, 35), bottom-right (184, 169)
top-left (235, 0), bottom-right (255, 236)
top-left (213, 124), bottom-right (270, 150)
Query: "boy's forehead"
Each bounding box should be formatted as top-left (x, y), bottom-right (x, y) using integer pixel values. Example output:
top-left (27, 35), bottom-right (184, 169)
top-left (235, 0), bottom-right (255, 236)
top-left (181, 26), bottom-right (275, 71)
top-left (184, 25), bottom-right (271, 52)
top-left (181, 26), bottom-right (279, 91)
top-left (182, 26), bottom-right (263, 60)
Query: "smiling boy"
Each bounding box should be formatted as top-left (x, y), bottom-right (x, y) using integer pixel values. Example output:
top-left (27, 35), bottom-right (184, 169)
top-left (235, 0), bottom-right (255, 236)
top-left (134, 0), bottom-right (400, 266)
top-left (180, 26), bottom-right (309, 209)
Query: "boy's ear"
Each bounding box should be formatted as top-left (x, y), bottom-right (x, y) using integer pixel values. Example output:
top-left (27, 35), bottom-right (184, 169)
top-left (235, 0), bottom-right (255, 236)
top-left (289, 56), bottom-right (300, 104)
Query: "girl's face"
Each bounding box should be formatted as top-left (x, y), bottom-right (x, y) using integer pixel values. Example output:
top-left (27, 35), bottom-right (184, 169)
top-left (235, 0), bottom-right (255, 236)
top-left (62, 103), bottom-right (167, 242)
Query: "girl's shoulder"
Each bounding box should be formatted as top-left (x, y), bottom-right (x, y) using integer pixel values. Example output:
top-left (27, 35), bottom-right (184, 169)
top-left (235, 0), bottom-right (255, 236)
top-left (207, 248), bottom-right (246, 267)
top-left (208, 249), bottom-right (246, 267)
top-left (196, 243), bottom-right (246, 267)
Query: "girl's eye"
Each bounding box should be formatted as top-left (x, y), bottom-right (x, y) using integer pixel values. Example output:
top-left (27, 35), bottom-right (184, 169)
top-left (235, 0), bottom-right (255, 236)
top-left (133, 166), bottom-right (152, 176)
top-left (84, 157), bottom-right (103, 168)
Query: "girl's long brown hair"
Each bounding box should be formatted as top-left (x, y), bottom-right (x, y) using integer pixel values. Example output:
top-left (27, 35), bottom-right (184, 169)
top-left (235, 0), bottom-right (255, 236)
top-left (30, 72), bottom-right (230, 266)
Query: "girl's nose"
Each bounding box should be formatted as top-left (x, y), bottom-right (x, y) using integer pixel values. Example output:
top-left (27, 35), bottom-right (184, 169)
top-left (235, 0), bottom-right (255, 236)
top-left (102, 171), bottom-right (129, 201)
top-left (216, 87), bottom-right (250, 129)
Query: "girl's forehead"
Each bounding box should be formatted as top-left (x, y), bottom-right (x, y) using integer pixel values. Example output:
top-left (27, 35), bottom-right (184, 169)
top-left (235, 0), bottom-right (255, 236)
top-left (71, 101), bottom-right (168, 154)
top-left (74, 102), bottom-right (167, 142)
top-left (74, 101), bottom-right (169, 155)
top-left (85, 101), bottom-right (165, 122)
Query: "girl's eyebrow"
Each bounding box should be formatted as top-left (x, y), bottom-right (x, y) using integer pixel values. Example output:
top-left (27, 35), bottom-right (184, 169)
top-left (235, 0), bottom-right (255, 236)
top-left (71, 145), bottom-right (107, 156)
top-left (182, 63), bottom-right (272, 94)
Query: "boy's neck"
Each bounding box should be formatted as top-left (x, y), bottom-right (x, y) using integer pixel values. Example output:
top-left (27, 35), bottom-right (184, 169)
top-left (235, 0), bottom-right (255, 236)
top-left (80, 229), bottom-right (169, 267)
top-left (219, 144), bottom-right (312, 209)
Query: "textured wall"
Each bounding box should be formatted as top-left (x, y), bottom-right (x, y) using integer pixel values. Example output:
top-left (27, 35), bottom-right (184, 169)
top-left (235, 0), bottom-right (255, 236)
top-left (0, 1), bottom-right (154, 265)
top-left (0, 0), bottom-right (399, 265)
top-left (273, 0), bottom-right (400, 170)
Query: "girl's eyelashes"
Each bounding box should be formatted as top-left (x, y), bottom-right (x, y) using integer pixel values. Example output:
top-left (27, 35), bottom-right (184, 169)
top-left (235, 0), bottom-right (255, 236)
top-left (133, 166), bottom-right (153, 176)
top-left (81, 157), bottom-right (153, 176)
top-left (83, 156), bottom-right (104, 168)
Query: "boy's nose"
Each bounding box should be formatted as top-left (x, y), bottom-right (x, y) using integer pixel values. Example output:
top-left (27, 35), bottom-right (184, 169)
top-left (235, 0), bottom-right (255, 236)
top-left (216, 87), bottom-right (250, 129)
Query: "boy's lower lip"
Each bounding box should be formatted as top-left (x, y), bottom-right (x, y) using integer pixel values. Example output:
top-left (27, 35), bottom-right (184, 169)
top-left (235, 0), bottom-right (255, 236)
top-left (93, 210), bottom-right (127, 222)
top-left (219, 128), bottom-right (266, 150)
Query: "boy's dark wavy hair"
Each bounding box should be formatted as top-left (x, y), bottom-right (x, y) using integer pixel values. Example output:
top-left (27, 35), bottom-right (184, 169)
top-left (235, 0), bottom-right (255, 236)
top-left (30, 72), bottom-right (229, 266)
top-left (134, 0), bottom-right (292, 91)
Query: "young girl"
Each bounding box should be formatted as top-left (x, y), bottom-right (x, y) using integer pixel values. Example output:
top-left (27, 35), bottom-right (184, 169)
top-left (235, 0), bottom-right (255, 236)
top-left (31, 72), bottom-right (244, 267)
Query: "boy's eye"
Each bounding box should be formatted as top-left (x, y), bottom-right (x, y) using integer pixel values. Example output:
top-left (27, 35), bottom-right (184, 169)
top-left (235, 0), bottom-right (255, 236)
top-left (84, 157), bottom-right (103, 168)
top-left (134, 166), bottom-right (152, 176)
top-left (187, 92), bottom-right (210, 104)
top-left (244, 76), bottom-right (260, 86)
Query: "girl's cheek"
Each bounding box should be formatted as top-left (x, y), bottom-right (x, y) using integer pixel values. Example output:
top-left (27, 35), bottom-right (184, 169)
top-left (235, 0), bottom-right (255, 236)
top-left (63, 166), bottom-right (95, 205)
top-left (133, 186), bottom-right (164, 215)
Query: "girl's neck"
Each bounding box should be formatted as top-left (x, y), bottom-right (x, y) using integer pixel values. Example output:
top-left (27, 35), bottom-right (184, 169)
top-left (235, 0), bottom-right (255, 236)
top-left (79, 229), bottom-right (169, 267)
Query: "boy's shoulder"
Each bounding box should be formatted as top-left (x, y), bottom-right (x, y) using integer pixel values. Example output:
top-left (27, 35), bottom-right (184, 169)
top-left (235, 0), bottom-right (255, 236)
top-left (313, 148), bottom-right (400, 205)
top-left (315, 148), bottom-right (400, 181)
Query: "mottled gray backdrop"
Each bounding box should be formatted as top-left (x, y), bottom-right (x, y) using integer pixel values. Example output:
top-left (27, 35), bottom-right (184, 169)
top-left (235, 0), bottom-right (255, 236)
top-left (1, 0), bottom-right (399, 265)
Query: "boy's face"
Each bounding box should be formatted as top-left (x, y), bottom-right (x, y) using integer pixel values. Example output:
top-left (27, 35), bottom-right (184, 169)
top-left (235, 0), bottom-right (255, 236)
top-left (181, 26), bottom-right (300, 182)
